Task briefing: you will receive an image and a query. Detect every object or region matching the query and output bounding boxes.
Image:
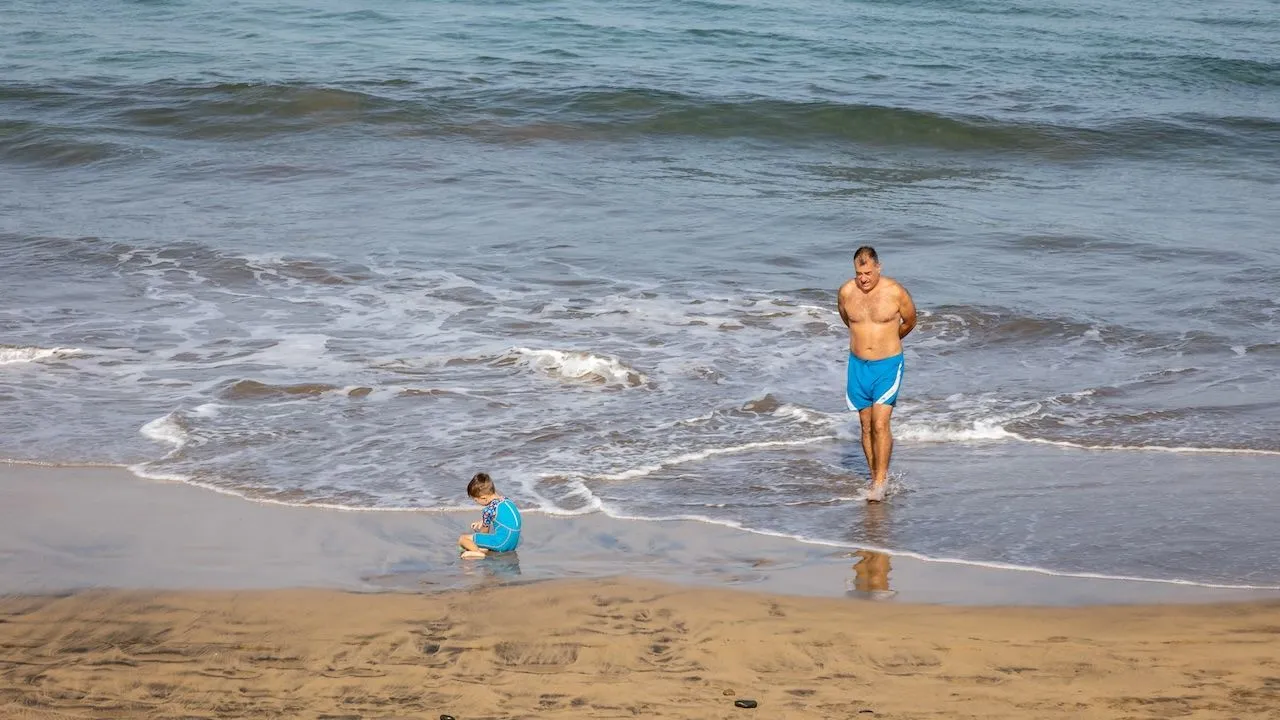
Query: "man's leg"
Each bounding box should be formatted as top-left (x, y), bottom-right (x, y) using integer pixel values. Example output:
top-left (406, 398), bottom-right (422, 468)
top-left (858, 406), bottom-right (875, 477)
top-left (869, 403), bottom-right (895, 493)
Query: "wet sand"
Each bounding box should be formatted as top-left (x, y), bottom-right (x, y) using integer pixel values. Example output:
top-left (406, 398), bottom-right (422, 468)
top-left (4, 464), bottom-right (1276, 605)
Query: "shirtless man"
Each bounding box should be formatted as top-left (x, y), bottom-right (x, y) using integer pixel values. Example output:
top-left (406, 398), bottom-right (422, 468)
top-left (838, 246), bottom-right (917, 502)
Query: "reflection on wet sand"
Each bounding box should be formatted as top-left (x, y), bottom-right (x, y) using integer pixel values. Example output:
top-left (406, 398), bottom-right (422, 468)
top-left (460, 551), bottom-right (523, 582)
top-left (848, 549), bottom-right (895, 600)
top-left (361, 551), bottom-right (523, 591)
top-left (847, 501), bottom-right (895, 599)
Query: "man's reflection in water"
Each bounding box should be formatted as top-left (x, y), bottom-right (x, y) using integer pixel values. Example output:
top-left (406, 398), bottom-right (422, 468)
top-left (849, 549), bottom-right (894, 599)
top-left (846, 501), bottom-right (896, 600)
top-left (862, 499), bottom-right (888, 547)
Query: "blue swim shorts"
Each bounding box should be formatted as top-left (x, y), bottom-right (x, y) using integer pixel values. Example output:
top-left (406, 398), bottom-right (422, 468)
top-left (474, 499), bottom-right (523, 553)
top-left (846, 352), bottom-right (905, 411)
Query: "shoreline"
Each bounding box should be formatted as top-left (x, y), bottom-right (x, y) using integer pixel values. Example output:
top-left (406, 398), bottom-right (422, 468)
top-left (4, 452), bottom-right (1280, 719)
top-left (2, 462), bottom-right (1277, 606)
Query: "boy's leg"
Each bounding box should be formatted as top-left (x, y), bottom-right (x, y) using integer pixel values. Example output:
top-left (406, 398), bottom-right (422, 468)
top-left (458, 533), bottom-right (485, 554)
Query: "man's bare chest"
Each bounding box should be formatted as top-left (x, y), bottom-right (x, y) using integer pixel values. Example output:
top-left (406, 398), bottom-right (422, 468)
top-left (844, 293), bottom-right (898, 323)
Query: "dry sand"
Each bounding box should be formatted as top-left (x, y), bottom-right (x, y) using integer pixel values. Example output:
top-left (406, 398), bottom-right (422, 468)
top-left (2, 579), bottom-right (1279, 719)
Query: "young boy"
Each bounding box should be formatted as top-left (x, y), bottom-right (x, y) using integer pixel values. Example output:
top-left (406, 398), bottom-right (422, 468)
top-left (457, 472), bottom-right (523, 559)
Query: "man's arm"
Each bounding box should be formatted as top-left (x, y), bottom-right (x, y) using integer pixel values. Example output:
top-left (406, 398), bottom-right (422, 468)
top-left (837, 282), bottom-right (852, 328)
top-left (898, 286), bottom-right (917, 339)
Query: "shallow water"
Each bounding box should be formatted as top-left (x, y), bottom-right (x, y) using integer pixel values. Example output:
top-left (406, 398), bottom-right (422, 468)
top-left (3, 0), bottom-right (1278, 587)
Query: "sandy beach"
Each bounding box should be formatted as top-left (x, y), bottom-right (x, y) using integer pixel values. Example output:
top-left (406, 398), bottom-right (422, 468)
top-left (3, 464), bottom-right (1279, 719)
top-left (3, 579), bottom-right (1279, 719)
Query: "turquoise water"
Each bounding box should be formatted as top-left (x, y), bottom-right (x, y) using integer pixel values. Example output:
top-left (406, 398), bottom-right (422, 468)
top-left (2, 0), bottom-right (1278, 588)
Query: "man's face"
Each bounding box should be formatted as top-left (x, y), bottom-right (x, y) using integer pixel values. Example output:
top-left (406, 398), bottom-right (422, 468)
top-left (854, 258), bottom-right (881, 292)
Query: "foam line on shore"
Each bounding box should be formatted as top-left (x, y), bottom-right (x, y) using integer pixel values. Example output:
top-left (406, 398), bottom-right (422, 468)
top-left (1006, 431), bottom-right (1280, 456)
top-left (895, 422), bottom-right (1280, 456)
top-left (597, 435), bottom-right (834, 481)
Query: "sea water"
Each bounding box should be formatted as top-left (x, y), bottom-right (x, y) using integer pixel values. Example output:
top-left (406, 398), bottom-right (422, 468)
top-left (2, 0), bottom-right (1278, 588)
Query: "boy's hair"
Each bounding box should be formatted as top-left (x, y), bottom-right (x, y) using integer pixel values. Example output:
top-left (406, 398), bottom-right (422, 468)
top-left (467, 472), bottom-right (496, 498)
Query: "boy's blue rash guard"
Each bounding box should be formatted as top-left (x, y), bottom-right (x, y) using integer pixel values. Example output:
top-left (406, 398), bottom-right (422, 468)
top-left (474, 498), bottom-right (522, 552)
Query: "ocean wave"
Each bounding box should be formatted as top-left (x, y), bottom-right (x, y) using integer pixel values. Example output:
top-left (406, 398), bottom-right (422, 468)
top-left (917, 305), bottom-right (1132, 350)
top-left (5, 234), bottom-right (371, 290)
top-left (496, 347), bottom-right (648, 388)
top-left (4, 79), bottom-right (1276, 157)
top-left (217, 379), bottom-right (349, 400)
top-left (114, 81), bottom-right (417, 140)
top-left (0, 121), bottom-right (137, 168)
top-left (1114, 53), bottom-right (1280, 88)
top-left (0, 345), bottom-right (84, 365)
top-left (739, 393), bottom-right (836, 426)
top-left (916, 304), bottom-right (1240, 355)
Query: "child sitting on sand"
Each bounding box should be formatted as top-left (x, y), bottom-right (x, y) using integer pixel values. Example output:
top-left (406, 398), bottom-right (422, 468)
top-left (457, 472), bottom-right (523, 559)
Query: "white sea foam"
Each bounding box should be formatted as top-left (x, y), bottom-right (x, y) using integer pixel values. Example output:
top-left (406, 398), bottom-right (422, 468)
top-left (139, 413), bottom-right (189, 453)
top-left (0, 346), bottom-right (83, 365)
top-left (781, 495), bottom-right (865, 506)
top-left (125, 462), bottom-right (473, 513)
top-left (891, 418), bottom-right (1279, 456)
top-left (795, 304), bottom-right (837, 317)
top-left (773, 402), bottom-right (836, 426)
top-left (503, 347), bottom-right (648, 387)
top-left (598, 436), bottom-right (832, 481)
top-left (894, 420), bottom-right (1014, 443)
top-left (0, 457), bottom-right (121, 469)
top-left (674, 410), bottom-right (717, 426)
top-left (526, 474), bottom-right (606, 516)
top-left (1006, 432), bottom-right (1280, 456)
top-left (192, 403), bottom-right (223, 418)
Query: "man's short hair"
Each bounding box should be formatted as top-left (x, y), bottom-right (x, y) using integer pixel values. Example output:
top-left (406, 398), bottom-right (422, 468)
top-left (467, 472), bottom-right (496, 498)
top-left (854, 246), bottom-right (879, 265)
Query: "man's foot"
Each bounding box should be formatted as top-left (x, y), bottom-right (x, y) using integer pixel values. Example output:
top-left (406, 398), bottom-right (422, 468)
top-left (866, 483), bottom-right (887, 503)
top-left (460, 550), bottom-right (487, 559)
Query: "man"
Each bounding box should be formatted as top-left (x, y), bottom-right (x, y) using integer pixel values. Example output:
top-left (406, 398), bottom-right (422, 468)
top-left (838, 246), bottom-right (917, 502)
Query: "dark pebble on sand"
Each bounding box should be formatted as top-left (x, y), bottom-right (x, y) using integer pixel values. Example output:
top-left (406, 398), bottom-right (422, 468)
top-left (441, 715), bottom-right (456, 720)
top-left (734, 699), bottom-right (758, 709)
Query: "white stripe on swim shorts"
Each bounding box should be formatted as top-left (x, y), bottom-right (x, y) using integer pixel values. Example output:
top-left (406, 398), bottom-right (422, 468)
top-left (875, 361), bottom-right (903, 405)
